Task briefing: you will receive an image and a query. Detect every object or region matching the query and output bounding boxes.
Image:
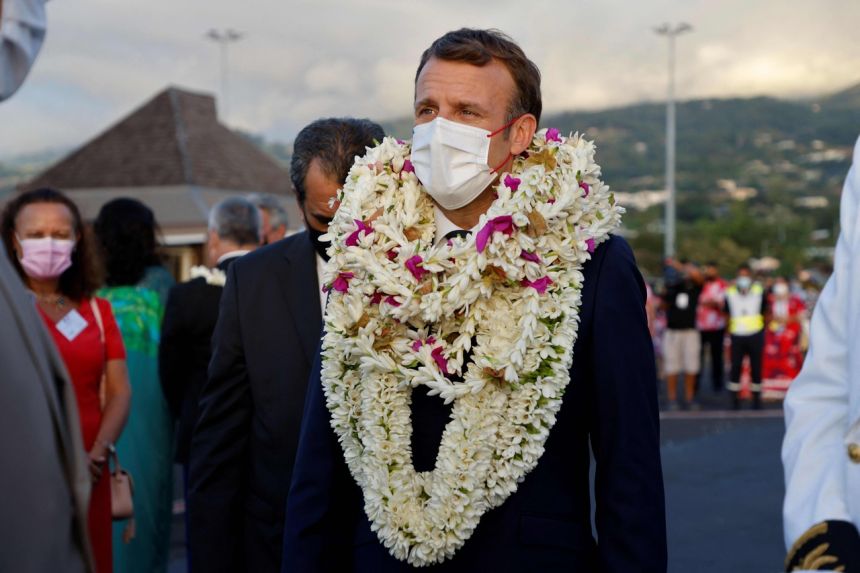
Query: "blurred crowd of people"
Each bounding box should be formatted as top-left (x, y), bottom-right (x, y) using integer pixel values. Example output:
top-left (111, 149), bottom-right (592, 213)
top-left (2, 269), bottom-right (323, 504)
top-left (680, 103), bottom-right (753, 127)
top-left (646, 258), bottom-right (817, 410)
top-left (0, 117), bottom-right (383, 573)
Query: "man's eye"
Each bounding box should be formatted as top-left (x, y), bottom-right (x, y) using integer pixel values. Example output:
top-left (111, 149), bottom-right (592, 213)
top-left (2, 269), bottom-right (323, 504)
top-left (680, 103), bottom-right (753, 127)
top-left (417, 108), bottom-right (436, 117)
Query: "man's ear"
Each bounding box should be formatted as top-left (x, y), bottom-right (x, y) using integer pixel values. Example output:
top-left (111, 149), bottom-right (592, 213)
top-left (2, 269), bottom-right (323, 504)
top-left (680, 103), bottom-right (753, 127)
top-left (508, 114), bottom-right (537, 155)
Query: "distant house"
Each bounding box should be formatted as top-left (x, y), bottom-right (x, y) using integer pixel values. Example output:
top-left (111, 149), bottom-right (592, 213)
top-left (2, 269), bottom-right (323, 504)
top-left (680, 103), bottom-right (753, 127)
top-left (18, 86), bottom-right (300, 278)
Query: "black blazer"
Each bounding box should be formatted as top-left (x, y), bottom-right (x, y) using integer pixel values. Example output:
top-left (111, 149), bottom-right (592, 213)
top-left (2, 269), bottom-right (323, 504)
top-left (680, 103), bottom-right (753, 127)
top-left (160, 256), bottom-right (240, 465)
top-left (188, 232), bottom-right (323, 573)
top-left (281, 235), bottom-right (667, 572)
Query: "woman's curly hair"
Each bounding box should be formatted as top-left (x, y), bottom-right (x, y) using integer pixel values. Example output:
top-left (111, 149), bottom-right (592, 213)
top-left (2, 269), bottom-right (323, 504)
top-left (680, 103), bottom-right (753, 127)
top-left (1, 187), bottom-right (103, 300)
top-left (93, 198), bottom-right (162, 287)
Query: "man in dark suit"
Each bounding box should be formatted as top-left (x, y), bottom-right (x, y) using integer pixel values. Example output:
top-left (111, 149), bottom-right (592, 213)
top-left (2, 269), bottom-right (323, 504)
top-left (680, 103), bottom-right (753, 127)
top-left (282, 29), bottom-right (667, 572)
top-left (160, 196), bottom-right (261, 483)
top-left (187, 118), bottom-right (385, 573)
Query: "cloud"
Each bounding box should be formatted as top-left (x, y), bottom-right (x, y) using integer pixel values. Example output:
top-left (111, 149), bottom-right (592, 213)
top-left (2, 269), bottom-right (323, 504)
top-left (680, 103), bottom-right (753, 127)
top-left (1, 0), bottom-right (859, 158)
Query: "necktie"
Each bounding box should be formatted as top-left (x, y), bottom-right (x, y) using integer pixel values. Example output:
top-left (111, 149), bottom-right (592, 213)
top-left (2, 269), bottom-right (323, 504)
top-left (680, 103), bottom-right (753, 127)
top-left (444, 229), bottom-right (470, 241)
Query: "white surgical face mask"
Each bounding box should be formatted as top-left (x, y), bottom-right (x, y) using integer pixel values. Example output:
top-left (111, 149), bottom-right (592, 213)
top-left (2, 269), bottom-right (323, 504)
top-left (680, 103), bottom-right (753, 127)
top-left (411, 117), bottom-right (510, 210)
top-left (773, 282), bottom-right (789, 297)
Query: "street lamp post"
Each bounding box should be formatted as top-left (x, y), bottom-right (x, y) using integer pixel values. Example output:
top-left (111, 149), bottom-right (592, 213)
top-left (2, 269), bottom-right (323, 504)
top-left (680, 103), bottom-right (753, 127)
top-left (655, 22), bottom-right (692, 260)
top-left (206, 28), bottom-right (244, 122)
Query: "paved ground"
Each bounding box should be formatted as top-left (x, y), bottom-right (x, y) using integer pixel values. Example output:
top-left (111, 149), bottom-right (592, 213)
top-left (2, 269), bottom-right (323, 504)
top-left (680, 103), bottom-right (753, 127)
top-left (661, 411), bottom-right (786, 572)
top-left (169, 403), bottom-right (788, 572)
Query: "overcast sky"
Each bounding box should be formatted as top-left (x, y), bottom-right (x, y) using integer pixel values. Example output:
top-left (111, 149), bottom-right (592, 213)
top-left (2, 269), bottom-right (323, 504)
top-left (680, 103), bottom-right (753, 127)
top-left (2, 0), bottom-right (859, 159)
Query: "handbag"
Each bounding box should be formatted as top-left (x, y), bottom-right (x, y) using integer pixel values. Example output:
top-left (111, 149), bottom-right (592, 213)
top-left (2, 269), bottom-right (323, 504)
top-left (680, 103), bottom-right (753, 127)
top-left (90, 299), bottom-right (136, 542)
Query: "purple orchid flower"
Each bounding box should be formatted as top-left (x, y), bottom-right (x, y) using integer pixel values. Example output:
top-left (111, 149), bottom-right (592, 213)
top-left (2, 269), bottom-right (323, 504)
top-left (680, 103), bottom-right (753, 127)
top-left (430, 346), bottom-right (450, 376)
top-left (579, 181), bottom-right (591, 197)
top-left (520, 276), bottom-right (554, 295)
top-left (411, 335), bottom-right (437, 352)
top-left (520, 250), bottom-right (541, 263)
top-left (402, 159), bottom-right (415, 174)
top-left (329, 271), bottom-right (355, 293)
top-left (405, 255), bottom-right (429, 281)
top-left (504, 174), bottom-right (521, 192)
top-left (475, 215), bottom-right (515, 253)
top-left (586, 238), bottom-right (595, 253)
top-left (546, 128), bottom-right (562, 143)
top-left (384, 295), bottom-right (401, 307)
top-left (370, 291), bottom-right (383, 305)
top-left (345, 219), bottom-right (373, 247)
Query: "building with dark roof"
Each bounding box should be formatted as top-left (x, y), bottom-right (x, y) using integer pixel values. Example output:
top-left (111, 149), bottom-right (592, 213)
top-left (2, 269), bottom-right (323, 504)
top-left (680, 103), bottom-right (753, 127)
top-left (16, 86), bottom-right (301, 276)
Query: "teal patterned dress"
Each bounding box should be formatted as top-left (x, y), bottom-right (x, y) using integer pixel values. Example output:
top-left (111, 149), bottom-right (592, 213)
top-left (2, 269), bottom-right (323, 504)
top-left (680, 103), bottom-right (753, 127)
top-left (98, 266), bottom-right (175, 573)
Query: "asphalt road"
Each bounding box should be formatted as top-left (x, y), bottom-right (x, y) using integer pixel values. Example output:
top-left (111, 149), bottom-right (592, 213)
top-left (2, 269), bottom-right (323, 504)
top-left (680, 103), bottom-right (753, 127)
top-left (661, 411), bottom-right (786, 572)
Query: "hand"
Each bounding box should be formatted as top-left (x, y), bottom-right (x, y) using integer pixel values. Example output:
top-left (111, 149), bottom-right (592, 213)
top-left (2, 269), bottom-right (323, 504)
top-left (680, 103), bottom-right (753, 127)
top-left (87, 447), bottom-right (107, 482)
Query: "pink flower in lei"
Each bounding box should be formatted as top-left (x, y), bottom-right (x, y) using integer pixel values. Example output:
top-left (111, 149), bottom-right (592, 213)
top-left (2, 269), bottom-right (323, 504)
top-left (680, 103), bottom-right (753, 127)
top-left (504, 174), bottom-right (521, 192)
top-left (586, 238), bottom-right (596, 253)
top-left (520, 250), bottom-right (541, 264)
top-left (579, 181), bottom-right (590, 197)
top-left (370, 291), bottom-right (383, 305)
top-left (546, 128), bottom-right (562, 143)
top-left (384, 295), bottom-right (401, 307)
top-left (327, 271), bottom-right (355, 293)
top-left (405, 255), bottom-right (429, 281)
top-left (430, 346), bottom-right (450, 376)
top-left (402, 159), bottom-right (415, 174)
top-left (520, 276), bottom-right (554, 294)
top-left (475, 215), bottom-right (515, 253)
top-left (411, 336), bottom-right (437, 352)
top-left (345, 219), bottom-right (373, 247)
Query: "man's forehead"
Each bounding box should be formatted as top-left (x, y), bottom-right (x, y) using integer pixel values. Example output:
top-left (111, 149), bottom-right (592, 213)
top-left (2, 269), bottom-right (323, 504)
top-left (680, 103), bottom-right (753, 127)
top-left (415, 57), bottom-right (515, 101)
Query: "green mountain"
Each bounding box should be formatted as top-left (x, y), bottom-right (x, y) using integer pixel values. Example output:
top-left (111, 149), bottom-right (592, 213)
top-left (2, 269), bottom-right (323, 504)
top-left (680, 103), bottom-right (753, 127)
top-left (381, 87), bottom-right (859, 276)
top-left (6, 83), bottom-right (858, 276)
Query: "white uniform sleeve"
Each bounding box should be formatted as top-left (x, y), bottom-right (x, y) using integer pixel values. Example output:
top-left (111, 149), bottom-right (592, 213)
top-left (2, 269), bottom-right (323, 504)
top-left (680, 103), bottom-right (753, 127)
top-left (0, 0), bottom-right (47, 101)
top-left (782, 136), bottom-right (860, 549)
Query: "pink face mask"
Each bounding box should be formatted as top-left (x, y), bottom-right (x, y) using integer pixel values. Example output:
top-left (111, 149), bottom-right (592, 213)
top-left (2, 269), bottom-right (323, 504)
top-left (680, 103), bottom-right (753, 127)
top-left (16, 236), bottom-right (75, 279)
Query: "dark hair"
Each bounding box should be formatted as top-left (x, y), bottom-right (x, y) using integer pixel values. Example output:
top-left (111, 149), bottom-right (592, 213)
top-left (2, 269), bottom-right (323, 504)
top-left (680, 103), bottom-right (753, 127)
top-left (93, 198), bottom-right (161, 287)
top-left (1, 187), bottom-right (102, 300)
top-left (290, 118), bottom-right (385, 203)
top-left (416, 28), bottom-right (543, 126)
top-left (208, 196), bottom-right (261, 245)
top-left (738, 263), bottom-right (752, 273)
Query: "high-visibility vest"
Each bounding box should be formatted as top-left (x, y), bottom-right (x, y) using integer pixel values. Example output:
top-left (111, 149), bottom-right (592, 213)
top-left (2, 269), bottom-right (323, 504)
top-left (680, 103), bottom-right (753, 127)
top-left (726, 284), bottom-right (765, 335)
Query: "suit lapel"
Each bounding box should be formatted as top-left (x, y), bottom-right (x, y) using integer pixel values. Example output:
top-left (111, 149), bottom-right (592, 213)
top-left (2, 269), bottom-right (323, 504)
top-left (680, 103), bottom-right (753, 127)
top-left (280, 231), bottom-right (324, 362)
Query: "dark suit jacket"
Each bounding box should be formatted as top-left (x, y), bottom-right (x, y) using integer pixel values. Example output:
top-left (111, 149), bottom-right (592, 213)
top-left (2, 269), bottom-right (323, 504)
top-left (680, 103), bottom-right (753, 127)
top-left (160, 256), bottom-right (242, 465)
top-left (188, 232), bottom-right (323, 573)
top-left (281, 235), bottom-right (667, 572)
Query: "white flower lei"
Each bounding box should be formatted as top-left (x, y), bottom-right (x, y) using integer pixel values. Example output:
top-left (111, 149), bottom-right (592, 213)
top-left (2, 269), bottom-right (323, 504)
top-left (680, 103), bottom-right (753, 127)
top-left (189, 265), bottom-right (226, 286)
top-left (320, 128), bottom-right (623, 566)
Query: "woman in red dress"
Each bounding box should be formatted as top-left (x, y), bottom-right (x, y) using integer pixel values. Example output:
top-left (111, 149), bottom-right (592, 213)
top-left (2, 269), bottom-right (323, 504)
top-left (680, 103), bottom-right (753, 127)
top-left (1, 188), bottom-right (132, 573)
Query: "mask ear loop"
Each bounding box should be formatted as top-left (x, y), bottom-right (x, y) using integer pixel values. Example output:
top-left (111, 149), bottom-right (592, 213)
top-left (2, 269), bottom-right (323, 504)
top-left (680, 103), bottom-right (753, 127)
top-left (486, 114), bottom-right (524, 174)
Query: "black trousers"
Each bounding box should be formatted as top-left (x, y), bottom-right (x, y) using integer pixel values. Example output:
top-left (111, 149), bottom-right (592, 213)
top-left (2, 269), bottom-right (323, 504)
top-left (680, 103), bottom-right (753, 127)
top-left (699, 329), bottom-right (725, 391)
top-left (729, 331), bottom-right (765, 392)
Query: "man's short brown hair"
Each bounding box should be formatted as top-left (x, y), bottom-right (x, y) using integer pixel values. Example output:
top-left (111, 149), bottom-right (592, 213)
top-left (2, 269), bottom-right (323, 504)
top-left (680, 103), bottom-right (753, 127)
top-left (415, 28), bottom-right (542, 126)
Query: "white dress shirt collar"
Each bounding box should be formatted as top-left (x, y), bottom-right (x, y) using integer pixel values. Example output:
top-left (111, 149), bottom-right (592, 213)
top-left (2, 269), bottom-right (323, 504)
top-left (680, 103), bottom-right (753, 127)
top-left (433, 206), bottom-right (472, 245)
top-left (216, 250), bottom-right (252, 265)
